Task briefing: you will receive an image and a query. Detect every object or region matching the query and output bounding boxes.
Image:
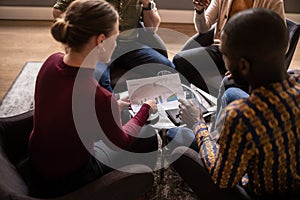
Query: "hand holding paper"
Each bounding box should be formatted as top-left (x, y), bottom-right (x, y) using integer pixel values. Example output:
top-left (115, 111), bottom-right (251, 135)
top-left (143, 99), bottom-right (158, 115)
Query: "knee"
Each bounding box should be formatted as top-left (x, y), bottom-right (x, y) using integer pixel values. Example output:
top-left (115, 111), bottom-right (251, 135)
top-left (222, 88), bottom-right (236, 103)
top-left (149, 50), bottom-right (175, 68)
top-left (165, 128), bottom-right (178, 143)
top-left (222, 87), bottom-right (248, 105)
top-left (173, 53), bottom-right (189, 72)
top-left (172, 53), bottom-right (182, 64)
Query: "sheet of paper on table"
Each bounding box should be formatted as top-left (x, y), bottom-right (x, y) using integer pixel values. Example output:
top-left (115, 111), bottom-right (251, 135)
top-left (125, 73), bottom-right (217, 129)
top-left (126, 73), bottom-right (185, 113)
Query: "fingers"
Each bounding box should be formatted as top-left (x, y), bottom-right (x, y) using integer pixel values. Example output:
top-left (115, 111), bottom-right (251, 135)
top-left (192, 0), bottom-right (210, 8)
top-left (144, 99), bottom-right (158, 114)
top-left (193, 0), bottom-right (203, 6)
top-left (118, 100), bottom-right (130, 110)
top-left (120, 95), bottom-right (129, 102)
top-left (177, 110), bottom-right (183, 119)
top-left (178, 98), bottom-right (188, 106)
top-left (179, 98), bottom-right (202, 116)
top-left (224, 71), bottom-right (233, 80)
top-left (179, 99), bottom-right (196, 110)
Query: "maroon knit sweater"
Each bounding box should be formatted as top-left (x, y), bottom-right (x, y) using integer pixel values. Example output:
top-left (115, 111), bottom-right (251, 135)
top-left (29, 52), bottom-right (150, 180)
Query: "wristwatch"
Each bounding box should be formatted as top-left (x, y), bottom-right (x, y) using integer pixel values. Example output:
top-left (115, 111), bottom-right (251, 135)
top-left (143, 1), bottom-right (156, 11)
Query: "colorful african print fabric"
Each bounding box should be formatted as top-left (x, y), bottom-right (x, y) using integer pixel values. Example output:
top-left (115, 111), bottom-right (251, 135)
top-left (194, 70), bottom-right (300, 197)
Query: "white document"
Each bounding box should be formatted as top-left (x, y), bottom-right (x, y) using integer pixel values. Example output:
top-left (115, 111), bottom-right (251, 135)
top-left (126, 73), bottom-right (185, 113)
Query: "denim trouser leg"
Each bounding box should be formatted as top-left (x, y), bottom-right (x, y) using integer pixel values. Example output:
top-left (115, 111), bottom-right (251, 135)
top-left (112, 41), bottom-right (175, 69)
top-left (166, 127), bottom-right (199, 152)
top-left (212, 87), bottom-right (249, 132)
top-left (110, 41), bottom-right (175, 79)
top-left (166, 87), bottom-right (249, 152)
top-left (94, 62), bottom-right (113, 93)
top-left (107, 40), bottom-right (176, 92)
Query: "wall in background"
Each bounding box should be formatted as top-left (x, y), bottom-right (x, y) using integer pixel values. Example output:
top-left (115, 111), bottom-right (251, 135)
top-left (284, 0), bottom-right (300, 13)
top-left (0, 0), bottom-right (193, 9)
top-left (0, 0), bottom-right (299, 13)
top-left (0, 0), bottom-right (56, 7)
top-left (157, 0), bottom-right (300, 12)
top-left (156, 0), bottom-right (193, 10)
top-left (0, 0), bottom-right (299, 22)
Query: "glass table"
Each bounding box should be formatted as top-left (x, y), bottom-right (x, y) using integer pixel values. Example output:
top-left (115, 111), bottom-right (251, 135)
top-left (119, 84), bottom-right (217, 130)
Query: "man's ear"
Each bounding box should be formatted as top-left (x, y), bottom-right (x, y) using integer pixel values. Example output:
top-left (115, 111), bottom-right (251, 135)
top-left (238, 58), bottom-right (250, 76)
top-left (96, 34), bottom-right (106, 45)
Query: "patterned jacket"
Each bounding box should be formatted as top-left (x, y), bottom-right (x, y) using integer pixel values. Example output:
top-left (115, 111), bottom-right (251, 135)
top-left (195, 70), bottom-right (300, 197)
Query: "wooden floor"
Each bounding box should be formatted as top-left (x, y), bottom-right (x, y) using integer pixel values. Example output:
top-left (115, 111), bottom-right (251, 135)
top-left (0, 20), bottom-right (299, 101)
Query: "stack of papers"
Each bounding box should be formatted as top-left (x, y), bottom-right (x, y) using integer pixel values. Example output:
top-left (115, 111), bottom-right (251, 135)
top-left (126, 73), bottom-right (185, 113)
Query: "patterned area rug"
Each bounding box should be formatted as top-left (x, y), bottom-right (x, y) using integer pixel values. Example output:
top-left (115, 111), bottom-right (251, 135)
top-left (0, 62), bottom-right (42, 117)
top-left (0, 62), bottom-right (198, 199)
top-left (147, 150), bottom-right (198, 200)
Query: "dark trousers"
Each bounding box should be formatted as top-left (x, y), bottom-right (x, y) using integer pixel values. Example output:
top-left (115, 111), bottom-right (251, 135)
top-left (29, 156), bottom-right (109, 198)
top-left (30, 125), bottom-right (158, 198)
top-left (173, 45), bottom-right (226, 97)
top-left (172, 147), bottom-right (252, 200)
top-left (95, 39), bottom-right (175, 93)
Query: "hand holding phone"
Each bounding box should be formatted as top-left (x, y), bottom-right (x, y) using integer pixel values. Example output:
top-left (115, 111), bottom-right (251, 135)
top-left (193, 0), bottom-right (210, 10)
top-left (166, 109), bottom-right (181, 126)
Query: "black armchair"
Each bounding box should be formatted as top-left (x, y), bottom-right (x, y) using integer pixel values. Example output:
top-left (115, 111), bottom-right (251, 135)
top-left (170, 146), bottom-right (251, 200)
top-left (181, 25), bottom-right (215, 50)
top-left (110, 21), bottom-right (171, 92)
top-left (137, 21), bottom-right (169, 58)
top-left (285, 18), bottom-right (300, 69)
top-left (171, 146), bottom-right (300, 200)
top-left (0, 111), bottom-right (154, 200)
top-left (181, 18), bottom-right (300, 69)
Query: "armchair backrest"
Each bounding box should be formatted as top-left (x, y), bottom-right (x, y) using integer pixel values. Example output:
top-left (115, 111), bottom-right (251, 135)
top-left (182, 18), bottom-right (300, 70)
top-left (0, 152), bottom-right (29, 200)
top-left (137, 21), bottom-right (169, 58)
top-left (0, 111), bottom-right (155, 200)
top-left (0, 111), bottom-right (34, 199)
top-left (285, 18), bottom-right (300, 69)
top-left (0, 111), bottom-right (33, 165)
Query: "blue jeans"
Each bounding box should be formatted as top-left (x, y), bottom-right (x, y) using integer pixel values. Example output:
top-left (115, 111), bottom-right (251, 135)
top-left (166, 86), bottom-right (249, 152)
top-left (166, 127), bottom-right (199, 152)
top-left (94, 62), bottom-right (113, 92)
top-left (95, 40), bottom-right (175, 93)
top-left (211, 83), bottom-right (249, 132)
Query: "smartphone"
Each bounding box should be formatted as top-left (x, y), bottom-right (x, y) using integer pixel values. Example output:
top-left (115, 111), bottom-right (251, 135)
top-left (166, 109), bottom-right (181, 126)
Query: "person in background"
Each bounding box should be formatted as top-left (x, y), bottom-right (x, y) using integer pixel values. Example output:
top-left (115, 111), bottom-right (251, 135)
top-left (29, 0), bottom-right (158, 197)
top-left (53, 0), bottom-right (175, 92)
top-left (173, 0), bottom-right (286, 96)
top-left (170, 8), bottom-right (300, 199)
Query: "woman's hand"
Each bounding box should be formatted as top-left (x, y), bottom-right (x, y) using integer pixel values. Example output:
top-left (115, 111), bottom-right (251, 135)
top-left (193, 0), bottom-right (210, 11)
top-left (178, 99), bottom-right (204, 128)
top-left (117, 95), bottom-right (130, 110)
top-left (144, 99), bottom-right (158, 115)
